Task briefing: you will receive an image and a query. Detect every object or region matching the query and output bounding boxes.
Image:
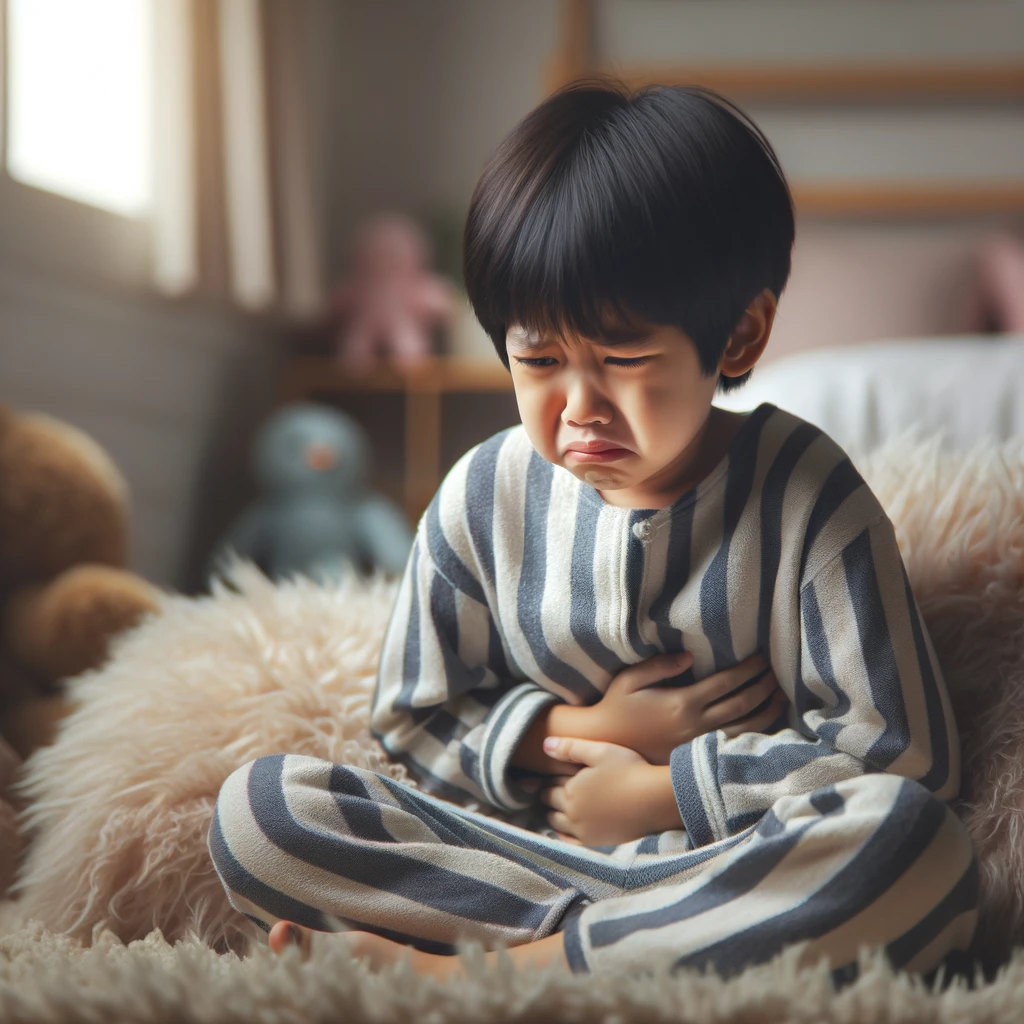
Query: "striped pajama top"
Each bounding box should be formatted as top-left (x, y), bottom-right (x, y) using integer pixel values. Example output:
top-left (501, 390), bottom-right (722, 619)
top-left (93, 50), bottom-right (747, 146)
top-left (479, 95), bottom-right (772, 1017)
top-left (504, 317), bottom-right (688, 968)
top-left (370, 403), bottom-right (960, 848)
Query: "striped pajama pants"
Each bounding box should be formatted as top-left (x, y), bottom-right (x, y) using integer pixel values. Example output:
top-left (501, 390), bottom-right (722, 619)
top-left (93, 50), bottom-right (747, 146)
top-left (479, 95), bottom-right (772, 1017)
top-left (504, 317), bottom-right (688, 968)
top-left (208, 753), bottom-right (978, 978)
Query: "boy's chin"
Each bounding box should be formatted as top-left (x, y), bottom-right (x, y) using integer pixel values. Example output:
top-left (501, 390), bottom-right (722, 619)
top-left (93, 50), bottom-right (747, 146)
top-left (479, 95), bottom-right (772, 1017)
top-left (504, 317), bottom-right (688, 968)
top-left (564, 463), bottom-right (632, 490)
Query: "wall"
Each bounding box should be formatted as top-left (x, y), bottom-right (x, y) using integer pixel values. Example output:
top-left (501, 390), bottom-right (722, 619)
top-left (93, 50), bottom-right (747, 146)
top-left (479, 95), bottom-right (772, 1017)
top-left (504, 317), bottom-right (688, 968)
top-left (314, 0), bottom-right (560, 275)
top-left (0, 267), bottom-right (283, 590)
top-left (321, 0), bottom-right (1024, 238)
top-left (0, 0), bottom-right (348, 592)
top-left (4, 0), bottom-right (1021, 588)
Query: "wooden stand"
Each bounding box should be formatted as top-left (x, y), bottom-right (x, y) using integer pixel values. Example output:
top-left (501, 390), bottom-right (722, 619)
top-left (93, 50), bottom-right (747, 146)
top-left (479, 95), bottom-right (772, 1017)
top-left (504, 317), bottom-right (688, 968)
top-left (280, 356), bottom-right (515, 523)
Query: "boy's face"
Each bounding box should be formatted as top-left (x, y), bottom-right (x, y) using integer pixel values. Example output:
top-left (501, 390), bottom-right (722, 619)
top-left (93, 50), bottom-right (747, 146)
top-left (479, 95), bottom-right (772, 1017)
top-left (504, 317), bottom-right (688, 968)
top-left (506, 320), bottom-right (723, 509)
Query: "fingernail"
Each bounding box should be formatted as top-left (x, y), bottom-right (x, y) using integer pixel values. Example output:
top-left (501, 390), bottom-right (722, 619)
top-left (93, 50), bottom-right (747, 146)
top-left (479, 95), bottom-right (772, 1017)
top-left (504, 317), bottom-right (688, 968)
top-left (287, 925), bottom-right (302, 945)
top-left (543, 737), bottom-right (559, 753)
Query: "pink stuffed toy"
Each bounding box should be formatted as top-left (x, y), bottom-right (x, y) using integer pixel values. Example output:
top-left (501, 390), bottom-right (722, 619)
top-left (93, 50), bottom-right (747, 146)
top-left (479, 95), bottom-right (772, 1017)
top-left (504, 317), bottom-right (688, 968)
top-left (976, 232), bottom-right (1024, 333)
top-left (330, 215), bottom-right (456, 368)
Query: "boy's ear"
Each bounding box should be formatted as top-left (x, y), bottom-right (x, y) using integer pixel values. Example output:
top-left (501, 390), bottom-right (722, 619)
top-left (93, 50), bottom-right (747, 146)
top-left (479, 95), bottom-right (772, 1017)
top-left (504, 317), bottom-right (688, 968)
top-left (719, 289), bottom-right (778, 380)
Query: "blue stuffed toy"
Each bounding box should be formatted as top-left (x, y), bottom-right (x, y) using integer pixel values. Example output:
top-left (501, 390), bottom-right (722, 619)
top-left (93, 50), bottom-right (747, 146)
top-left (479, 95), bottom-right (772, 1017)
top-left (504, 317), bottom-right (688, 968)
top-left (211, 403), bottom-right (413, 582)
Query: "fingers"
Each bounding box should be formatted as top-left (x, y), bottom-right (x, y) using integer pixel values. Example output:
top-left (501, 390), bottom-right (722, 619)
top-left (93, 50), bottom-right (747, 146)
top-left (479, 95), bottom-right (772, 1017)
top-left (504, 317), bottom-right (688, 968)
top-left (543, 736), bottom-right (643, 766)
top-left (609, 650), bottom-right (695, 694)
top-left (720, 689), bottom-right (789, 738)
top-left (547, 810), bottom-right (574, 835)
top-left (692, 653), bottom-right (770, 705)
top-left (543, 785), bottom-right (579, 840)
top-left (553, 830), bottom-right (583, 846)
top-left (702, 670), bottom-right (779, 727)
top-left (540, 785), bottom-right (567, 812)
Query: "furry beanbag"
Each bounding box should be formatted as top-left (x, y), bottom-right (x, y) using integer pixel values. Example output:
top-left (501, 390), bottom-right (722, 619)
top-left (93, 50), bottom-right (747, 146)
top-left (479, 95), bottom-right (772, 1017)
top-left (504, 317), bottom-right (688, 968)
top-left (10, 436), bottom-right (1024, 969)
top-left (12, 569), bottom-right (407, 955)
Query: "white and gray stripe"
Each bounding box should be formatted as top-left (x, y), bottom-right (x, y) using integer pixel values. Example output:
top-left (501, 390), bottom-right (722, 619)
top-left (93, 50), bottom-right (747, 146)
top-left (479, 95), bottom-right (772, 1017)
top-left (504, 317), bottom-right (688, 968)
top-left (371, 405), bottom-right (960, 828)
top-left (210, 756), bottom-right (977, 977)
top-left (209, 403), bottom-right (975, 977)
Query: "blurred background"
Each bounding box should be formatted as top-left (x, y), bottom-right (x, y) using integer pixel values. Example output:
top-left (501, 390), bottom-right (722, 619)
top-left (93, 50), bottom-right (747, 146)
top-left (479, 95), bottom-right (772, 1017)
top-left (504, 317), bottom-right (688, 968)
top-left (2, 0), bottom-right (1023, 592)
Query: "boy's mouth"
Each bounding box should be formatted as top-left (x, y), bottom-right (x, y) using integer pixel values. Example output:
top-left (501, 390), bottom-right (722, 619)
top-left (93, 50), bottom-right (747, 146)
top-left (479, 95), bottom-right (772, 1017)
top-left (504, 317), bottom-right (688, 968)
top-left (564, 440), bottom-right (632, 463)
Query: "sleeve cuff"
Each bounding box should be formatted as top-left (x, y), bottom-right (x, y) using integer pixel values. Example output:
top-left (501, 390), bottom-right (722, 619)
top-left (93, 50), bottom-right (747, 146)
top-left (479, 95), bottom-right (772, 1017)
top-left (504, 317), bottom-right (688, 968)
top-left (477, 682), bottom-right (560, 812)
top-left (669, 732), bottom-right (727, 848)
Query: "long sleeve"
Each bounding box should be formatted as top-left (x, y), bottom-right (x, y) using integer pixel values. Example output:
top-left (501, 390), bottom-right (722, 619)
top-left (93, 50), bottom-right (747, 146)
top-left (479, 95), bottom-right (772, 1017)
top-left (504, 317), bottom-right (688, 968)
top-left (370, 529), bottom-right (559, 813)
top-left (670, 515), bottom-right (960, 848)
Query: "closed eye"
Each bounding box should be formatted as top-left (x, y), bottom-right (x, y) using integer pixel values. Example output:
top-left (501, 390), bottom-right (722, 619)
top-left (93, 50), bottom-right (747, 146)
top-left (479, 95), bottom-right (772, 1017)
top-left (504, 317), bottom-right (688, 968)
top-left (512, 355), bottom-right (652, 368)
top-left (605, 356), bottom-right (651, 367)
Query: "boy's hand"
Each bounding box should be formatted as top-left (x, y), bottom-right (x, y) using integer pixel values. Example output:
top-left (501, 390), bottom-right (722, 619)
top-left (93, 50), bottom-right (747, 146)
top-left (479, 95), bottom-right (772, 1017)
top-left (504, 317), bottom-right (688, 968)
top-left (540, 738), bottom-right (680, 847)
top-left (587, 651), bottom-right (786, 765)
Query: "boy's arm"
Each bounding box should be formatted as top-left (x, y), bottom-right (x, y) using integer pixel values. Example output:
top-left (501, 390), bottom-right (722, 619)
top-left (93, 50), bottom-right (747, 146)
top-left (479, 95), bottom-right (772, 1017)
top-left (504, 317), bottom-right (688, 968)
top-left (511, 702), bottom-right (613, 774)
top-left (371, 531), bottom-right (561, 812)
top-left (668, 516), bottom-right (960, 849)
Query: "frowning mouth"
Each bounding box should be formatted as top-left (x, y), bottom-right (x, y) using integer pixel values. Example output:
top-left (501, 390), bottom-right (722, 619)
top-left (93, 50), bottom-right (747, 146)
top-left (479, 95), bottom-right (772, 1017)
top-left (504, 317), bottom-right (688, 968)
top-left (564, 440), bottom-right (633, 463)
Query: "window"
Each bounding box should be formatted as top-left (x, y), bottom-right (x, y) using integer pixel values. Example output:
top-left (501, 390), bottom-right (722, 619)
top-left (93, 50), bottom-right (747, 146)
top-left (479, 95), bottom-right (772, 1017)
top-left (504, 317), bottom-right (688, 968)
top-left (6, 0), bottom-right (152, 217)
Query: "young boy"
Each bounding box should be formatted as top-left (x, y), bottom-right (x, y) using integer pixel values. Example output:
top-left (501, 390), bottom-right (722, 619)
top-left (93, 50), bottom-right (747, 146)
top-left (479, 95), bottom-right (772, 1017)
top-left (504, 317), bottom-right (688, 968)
top-left (209, 81), bottom-right (977, 981)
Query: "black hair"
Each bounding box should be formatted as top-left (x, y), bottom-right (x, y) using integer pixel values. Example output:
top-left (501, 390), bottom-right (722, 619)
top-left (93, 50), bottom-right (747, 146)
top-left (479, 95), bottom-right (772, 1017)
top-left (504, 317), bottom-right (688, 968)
top-left (462, 79), bottom-right (794, 391)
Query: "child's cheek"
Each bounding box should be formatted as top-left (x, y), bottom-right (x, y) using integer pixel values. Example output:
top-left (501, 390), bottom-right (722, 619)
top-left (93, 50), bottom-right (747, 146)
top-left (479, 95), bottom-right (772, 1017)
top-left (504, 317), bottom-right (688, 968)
top-left (527, 391), bottom-right (563, 463)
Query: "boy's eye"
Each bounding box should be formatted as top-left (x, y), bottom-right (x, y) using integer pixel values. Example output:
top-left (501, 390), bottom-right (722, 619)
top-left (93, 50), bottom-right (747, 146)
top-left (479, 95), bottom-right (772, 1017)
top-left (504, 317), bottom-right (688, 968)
top-left (513, 355), bottom-right (652, 368)
top-left (605, 356), bottom-right (651, 367)
top-left (513, 356), bottom-right (557, 367)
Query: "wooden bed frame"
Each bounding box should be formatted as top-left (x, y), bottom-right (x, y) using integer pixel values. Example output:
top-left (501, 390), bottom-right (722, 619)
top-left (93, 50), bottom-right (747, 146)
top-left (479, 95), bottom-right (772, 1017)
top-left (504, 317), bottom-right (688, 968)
top-left (547, 0), bottom-right (1024, 216)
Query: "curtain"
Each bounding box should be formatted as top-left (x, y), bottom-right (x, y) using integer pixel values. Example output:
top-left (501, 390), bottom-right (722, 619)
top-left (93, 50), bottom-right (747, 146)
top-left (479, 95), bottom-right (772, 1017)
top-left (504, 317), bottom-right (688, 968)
top-left (151, 0), bottom-right (322, 318)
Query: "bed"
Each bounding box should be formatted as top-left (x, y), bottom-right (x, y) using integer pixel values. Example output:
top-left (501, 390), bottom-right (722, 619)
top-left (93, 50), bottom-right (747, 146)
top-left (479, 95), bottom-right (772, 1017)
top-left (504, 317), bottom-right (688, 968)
top-left (717, 333), bottom-right (1024, 453)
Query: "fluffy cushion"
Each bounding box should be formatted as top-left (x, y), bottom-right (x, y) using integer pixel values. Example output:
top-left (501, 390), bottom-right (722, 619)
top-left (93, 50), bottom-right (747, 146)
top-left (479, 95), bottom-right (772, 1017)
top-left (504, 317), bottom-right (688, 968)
top-left (10, 436), bottom-right (1024, 968)
top-left (12, 569), bottom-right (407, 955)
top-left (860, 437), bottom-right (1024, 969)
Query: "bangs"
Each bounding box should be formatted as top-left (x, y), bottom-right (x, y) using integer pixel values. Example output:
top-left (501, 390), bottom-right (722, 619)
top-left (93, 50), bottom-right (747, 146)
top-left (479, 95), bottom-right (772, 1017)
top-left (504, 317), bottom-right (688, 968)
top-left (485, 176), bottom-right (674, 349)
top-left (463, 80), bottom-right (794, 385)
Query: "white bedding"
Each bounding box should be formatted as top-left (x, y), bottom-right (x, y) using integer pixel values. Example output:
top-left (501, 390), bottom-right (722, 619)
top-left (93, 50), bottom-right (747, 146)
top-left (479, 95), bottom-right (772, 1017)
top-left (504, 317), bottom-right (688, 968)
top-left (717, 334), bottom-right (1024, 453)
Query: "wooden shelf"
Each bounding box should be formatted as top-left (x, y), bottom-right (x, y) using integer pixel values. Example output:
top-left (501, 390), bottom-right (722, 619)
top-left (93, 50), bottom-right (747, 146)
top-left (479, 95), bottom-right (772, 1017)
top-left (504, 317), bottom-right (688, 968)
top-left (792, 182), bottom-right (1024, 216)
top-left (613, 64), bottom-right (1024, 103)
top-left (280, 356), bottom-right (515, 524)
top-left (281, 356), bottom-right (512, 400)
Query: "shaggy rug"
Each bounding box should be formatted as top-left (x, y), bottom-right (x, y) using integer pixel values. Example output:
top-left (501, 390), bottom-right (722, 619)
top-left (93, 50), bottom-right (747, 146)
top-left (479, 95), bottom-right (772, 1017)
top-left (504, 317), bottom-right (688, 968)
top-left (0, 433), bottom-right (1021, 1023)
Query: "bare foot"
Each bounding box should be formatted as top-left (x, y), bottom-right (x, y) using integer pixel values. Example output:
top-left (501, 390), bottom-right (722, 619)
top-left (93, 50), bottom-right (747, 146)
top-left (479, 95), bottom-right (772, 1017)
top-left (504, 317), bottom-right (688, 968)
top-left (267, 921), bottom-right (460, 977)
top-left (267, 921), bottom-right (569, 976)
top-left (268, 920), bottom-right (312, 957)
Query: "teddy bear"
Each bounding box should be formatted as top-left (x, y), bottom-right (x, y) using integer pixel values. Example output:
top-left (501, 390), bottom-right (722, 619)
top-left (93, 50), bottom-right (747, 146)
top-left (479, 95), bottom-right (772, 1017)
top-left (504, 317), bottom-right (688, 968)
top-left (0, 405), bottom-right (162, 763)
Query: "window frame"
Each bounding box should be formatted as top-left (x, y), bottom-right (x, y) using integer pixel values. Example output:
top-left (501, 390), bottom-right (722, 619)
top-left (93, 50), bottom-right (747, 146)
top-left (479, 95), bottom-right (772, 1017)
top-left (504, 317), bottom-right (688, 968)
top-left (0, 0), bottom-right (155, 292)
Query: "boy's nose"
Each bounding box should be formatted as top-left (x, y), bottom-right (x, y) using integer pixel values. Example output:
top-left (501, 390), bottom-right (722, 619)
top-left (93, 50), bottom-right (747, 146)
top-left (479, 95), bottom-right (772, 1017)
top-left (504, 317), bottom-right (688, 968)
top-left (561, 376), bottom-right (612, 426)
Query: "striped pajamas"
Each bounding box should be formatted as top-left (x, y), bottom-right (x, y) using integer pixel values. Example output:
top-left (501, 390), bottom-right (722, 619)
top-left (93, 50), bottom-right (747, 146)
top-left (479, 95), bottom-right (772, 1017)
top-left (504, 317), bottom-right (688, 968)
top-left (210, 404), bottom-right (979, 976)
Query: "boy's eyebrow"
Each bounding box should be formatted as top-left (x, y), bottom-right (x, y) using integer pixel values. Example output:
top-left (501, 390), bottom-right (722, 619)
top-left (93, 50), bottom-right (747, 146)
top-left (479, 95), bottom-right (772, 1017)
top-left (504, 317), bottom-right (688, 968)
top-left (595, 328), bottom-right (653, 348)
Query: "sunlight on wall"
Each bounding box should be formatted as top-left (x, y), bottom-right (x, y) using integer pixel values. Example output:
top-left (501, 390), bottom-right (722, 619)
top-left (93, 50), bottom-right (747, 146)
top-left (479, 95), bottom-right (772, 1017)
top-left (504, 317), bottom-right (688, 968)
top-left (6, 0), bottom-right (152, 216)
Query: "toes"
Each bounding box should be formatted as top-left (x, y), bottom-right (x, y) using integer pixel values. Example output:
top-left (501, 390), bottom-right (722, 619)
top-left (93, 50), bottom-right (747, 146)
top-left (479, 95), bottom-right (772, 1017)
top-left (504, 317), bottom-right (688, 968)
top-left (268, 920), bottom-right (309, 957)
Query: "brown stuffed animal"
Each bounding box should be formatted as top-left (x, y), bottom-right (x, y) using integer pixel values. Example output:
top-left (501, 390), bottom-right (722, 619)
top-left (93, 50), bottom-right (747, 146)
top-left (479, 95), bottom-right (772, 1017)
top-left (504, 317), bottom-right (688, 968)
top-left (0, 406), bottom-right (162, 761)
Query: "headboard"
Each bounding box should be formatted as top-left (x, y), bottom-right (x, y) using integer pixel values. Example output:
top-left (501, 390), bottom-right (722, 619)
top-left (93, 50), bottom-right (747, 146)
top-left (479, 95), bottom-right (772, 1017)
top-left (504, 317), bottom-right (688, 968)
top-left (546, 0), bottom-right (1024, 218)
